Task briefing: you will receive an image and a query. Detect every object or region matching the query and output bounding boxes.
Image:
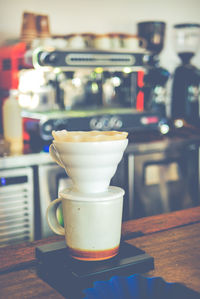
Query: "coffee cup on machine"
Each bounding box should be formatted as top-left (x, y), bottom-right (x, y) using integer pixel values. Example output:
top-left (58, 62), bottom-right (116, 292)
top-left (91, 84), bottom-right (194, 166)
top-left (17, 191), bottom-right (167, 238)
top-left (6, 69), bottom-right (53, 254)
top-left (46, 186), bottom-right (124, 261)
top-left (122, 34), bottom-right (146, 51)
top-left (20, 11), bottom-right (38, 46)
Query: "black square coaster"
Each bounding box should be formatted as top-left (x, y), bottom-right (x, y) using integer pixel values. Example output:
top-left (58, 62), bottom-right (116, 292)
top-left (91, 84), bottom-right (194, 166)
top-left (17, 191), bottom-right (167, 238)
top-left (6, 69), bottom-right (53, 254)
top-left (36, 241), bottom-right (154, 298)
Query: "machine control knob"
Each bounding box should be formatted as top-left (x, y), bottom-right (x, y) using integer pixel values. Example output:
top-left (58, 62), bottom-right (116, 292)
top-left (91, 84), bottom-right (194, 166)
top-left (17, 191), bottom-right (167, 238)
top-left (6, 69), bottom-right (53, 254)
top-left (39, 52), bottom-right (58, 66)
top-left (90, 118), bottom-right (103, 130)
top-left (109, 116), bottom-right (123, 129)
top-left (90, 116), bottom-right (123, 130)
top-left (100, 117), bottom-right (112, 130)
top-left (41, 120), bottom-right (54, 140)
top-left (43, 122), bottom-right (53, 133)
top-left (54, 119), bottom-right (68, 131)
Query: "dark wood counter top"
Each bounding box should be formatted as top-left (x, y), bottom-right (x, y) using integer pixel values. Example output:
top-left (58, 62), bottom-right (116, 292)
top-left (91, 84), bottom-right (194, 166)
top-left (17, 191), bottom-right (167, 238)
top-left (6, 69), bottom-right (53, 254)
top-left (0, 206), bottom-right (200, 298)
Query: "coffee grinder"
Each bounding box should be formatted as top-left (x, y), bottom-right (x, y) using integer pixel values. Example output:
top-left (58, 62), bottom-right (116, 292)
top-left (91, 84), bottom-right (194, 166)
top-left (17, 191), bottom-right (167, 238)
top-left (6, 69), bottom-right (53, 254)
top-left (171, 23), bottom-right (200, 127)
top-left (137, 21), bottom-right (170, 117)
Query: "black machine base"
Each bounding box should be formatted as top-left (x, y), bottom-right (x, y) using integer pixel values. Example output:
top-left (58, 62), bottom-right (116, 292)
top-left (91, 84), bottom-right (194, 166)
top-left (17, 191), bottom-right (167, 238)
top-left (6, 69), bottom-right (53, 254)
top-left (35, 241), bottom-right (154, 298)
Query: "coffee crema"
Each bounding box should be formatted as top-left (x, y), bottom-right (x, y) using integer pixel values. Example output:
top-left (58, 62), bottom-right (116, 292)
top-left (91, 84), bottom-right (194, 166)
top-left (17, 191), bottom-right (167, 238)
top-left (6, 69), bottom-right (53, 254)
top-left (52, 130), bottom-right (128, 142)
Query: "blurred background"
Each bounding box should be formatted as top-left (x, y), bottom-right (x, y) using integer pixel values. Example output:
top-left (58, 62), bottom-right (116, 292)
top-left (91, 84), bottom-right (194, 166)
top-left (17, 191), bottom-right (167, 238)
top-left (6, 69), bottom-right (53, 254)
top-left (0, 0), bottom-right (200, 247)
top-left (0, 0), bottom-right (200, 71)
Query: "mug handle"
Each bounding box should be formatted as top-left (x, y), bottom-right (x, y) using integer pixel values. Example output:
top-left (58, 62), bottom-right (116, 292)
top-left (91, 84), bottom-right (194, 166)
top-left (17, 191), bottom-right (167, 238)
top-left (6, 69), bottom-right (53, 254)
top-left (49, 144), bottom-right (65, 168)
top-left (139, 37), bottom-right (147, 49)
top-left (46, 198), bottom-right (65, 235)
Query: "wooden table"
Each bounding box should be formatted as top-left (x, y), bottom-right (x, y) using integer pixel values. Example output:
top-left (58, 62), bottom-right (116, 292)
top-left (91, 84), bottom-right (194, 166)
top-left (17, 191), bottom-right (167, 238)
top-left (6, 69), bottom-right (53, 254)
top-left (0, 206), bottom-right (200, 298)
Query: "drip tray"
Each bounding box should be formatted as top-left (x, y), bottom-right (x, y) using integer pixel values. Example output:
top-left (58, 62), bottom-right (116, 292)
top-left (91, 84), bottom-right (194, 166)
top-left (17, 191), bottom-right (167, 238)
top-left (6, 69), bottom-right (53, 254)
top-left (35, 241), bottom-right (154, 298)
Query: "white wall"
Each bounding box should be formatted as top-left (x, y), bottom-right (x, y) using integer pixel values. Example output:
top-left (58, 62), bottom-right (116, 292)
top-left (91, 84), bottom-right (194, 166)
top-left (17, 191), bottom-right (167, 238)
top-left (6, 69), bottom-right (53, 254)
top-left (0, 0), bottom-right (200, 71)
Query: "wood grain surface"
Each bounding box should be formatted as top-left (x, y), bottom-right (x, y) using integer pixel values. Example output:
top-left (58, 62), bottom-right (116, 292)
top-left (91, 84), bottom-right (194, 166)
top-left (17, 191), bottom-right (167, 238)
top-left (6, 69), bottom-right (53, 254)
top-left (128, 222), bottom-right (200, 293)
top-left (0, 206), bottom-right (200, 298)
top-left (1, 206), bottom-right (200, 273)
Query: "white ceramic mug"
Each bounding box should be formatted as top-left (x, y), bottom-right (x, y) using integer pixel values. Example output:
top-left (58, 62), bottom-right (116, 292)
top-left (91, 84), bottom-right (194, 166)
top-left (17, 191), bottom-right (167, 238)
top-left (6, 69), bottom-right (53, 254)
top-left (46, 186), bottom-right (124, 261)
top-left (93, 34), bottom-right (112, 50)
top-left (122, 34), bottom-right (146, 51)
top-left (67, 34), bottom-right (86, 49)
top-left (49, 138), bottom-right (128, 194)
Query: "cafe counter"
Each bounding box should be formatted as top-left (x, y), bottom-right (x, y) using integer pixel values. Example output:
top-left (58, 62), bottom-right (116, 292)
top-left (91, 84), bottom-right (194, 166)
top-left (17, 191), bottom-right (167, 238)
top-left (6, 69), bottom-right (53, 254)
top-left (0, 132), bottom-right (200, 245)
top-left (0, 206), bottom-right (200, 298)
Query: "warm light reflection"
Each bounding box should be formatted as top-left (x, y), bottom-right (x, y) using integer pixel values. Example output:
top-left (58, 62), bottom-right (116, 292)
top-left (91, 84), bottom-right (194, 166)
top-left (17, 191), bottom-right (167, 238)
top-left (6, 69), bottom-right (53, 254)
top-left (18, 93), bottom-right (31, 108)
top-left (72, 77), bottom-right (81, 87)
top-left (30, 94), bottom-right (40, 109)
top-left (18, 69), bottom-right (46, 93)
top-left (112, 76), bottom-right (121, 87)
top-left (91, 82), bottom-right (98, 93)
top-left (174, 119), bottom-right (184, 128)
top-left (123, 67), bottom-right (132, 74)
top-left (95, 67), bottom-right (103, 74)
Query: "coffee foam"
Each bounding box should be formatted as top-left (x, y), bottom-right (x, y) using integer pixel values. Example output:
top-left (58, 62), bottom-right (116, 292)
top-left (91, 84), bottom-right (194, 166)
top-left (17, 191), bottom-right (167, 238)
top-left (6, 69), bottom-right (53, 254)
top-left (52, 130), bottom-right (128, 142)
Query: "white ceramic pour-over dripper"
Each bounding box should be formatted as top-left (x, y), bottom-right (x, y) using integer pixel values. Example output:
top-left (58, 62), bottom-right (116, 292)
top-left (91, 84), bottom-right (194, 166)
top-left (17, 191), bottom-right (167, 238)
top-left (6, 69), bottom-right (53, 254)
top-left (49, 138), bottom-right (128, 193)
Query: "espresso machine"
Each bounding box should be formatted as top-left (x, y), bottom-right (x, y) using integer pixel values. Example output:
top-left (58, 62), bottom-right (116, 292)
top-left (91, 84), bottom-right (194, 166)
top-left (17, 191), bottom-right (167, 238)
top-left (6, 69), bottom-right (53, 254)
top-left (19, 47), bottom-right (166, 151)
top-left (0, 38), bottom-right (167, 151)
top-left (137, 21), bottom-right (170, 117)
top-left (31, 47), bottom-right (147, 111)
top-left (171, 23), bottom-right (200, 127)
